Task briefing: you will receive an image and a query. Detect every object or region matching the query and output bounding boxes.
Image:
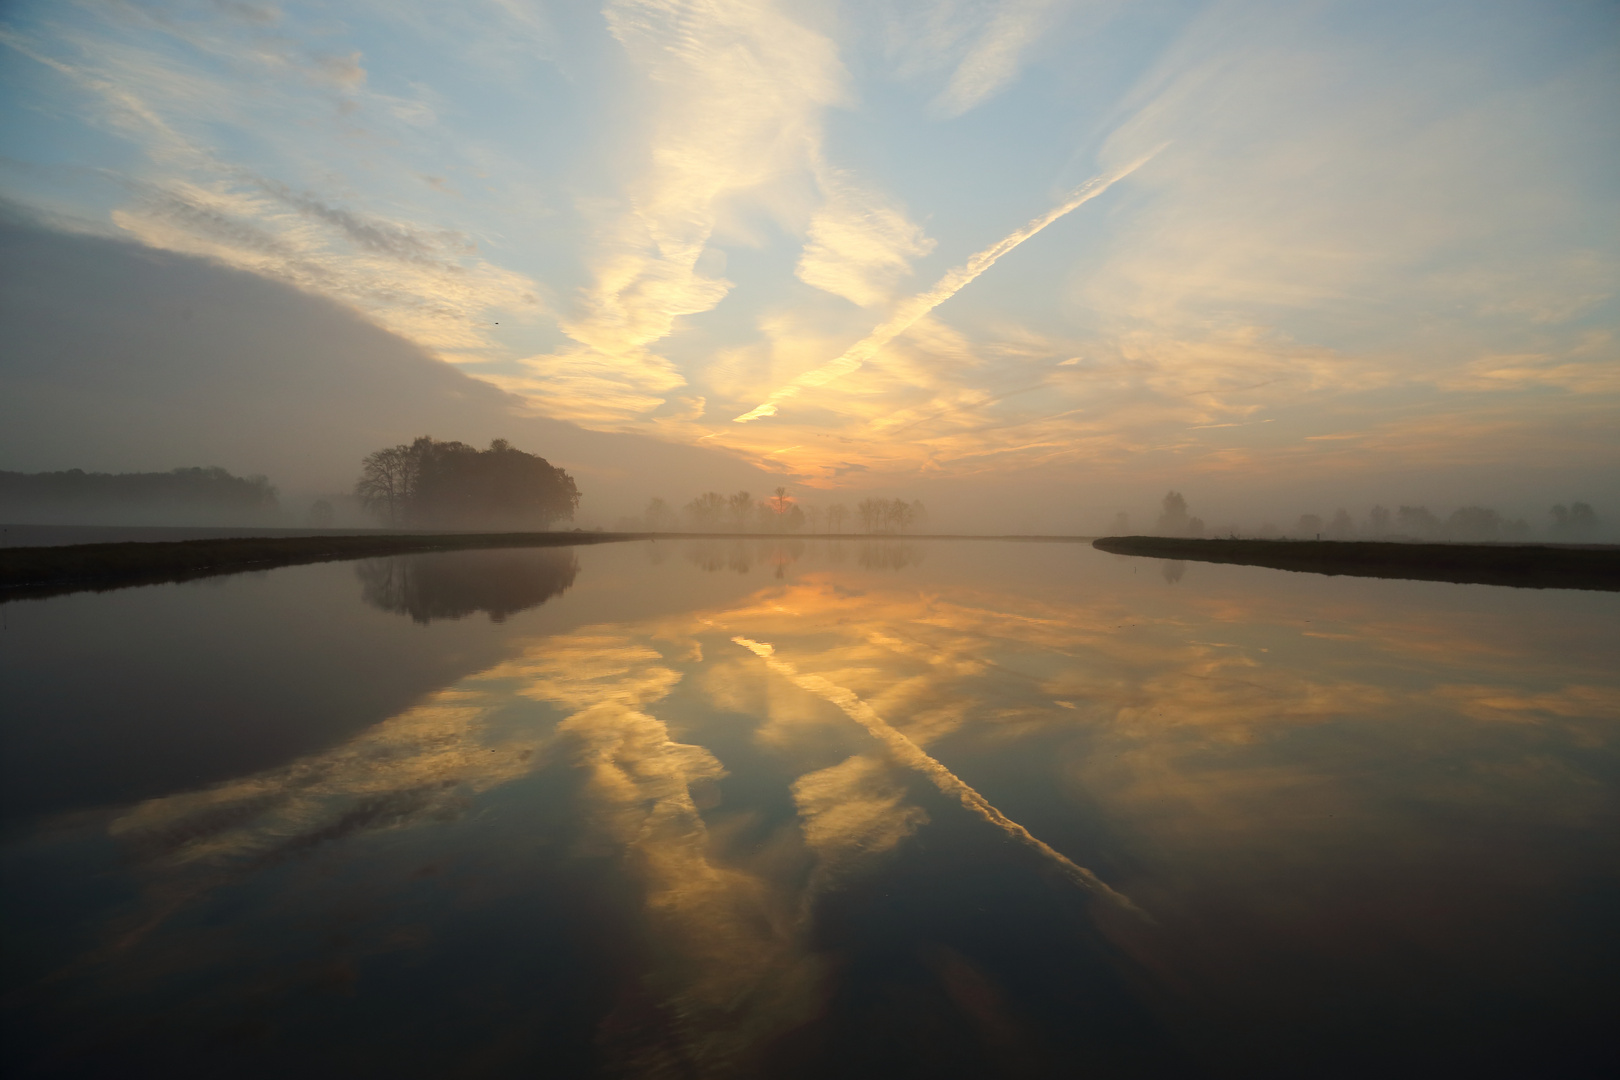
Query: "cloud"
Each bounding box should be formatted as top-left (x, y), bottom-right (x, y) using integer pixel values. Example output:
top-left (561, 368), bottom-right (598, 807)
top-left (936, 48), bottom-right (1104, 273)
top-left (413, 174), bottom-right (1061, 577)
top-left (734, 154), bottom-right (1155, 423)
top-left (881, 0), bottom-right (1081, 116)
top-left (795, 168), bottom-right (934, 307)
top-left (792, 753), bottom-right (929, 880)
top-left (307, 50), bottom-right (366, 89)
top-left (525, 0), bottom-right (848, 425)
top-left (734, 635), bottom-right (1145, 914)
top-left (0, 7), bottom-right (543, 365)
top-left (934, 0), bottom-right (1067, 116)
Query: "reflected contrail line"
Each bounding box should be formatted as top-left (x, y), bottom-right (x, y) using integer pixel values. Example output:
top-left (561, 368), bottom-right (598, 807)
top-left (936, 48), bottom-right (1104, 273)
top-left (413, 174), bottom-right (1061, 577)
top-left (733, 637), bottom-right (1147, 917)
top-left (732, 149), bottom-right (1162, 424)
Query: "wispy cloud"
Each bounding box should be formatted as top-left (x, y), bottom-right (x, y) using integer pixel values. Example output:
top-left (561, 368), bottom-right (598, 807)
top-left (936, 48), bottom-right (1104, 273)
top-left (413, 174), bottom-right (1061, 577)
top-left (796, 166), bottom-right (935, 307)
top-left (734, 153), bottom-right (1156, 423)
top-left (881, 0), bottom-right (1083, 116)
top-left (516, 0), bottom-right (848, 424)
top-left (2, 5), bottom-right (544, 363)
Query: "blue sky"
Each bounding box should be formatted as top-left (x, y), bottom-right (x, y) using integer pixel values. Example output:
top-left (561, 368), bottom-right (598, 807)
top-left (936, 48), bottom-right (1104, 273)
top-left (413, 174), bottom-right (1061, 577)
top-left (1, 0), bottom-right (1616, 525)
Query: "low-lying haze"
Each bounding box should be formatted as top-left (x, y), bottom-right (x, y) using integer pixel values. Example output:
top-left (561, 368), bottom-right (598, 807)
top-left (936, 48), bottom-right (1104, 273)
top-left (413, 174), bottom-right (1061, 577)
top-left (1, 0), bottom-right (1615, 533)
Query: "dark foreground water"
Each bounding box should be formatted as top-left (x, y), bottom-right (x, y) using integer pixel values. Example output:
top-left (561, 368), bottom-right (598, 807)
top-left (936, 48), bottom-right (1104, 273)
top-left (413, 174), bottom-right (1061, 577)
top-left (2, 540), bottom-right (1616, 1078)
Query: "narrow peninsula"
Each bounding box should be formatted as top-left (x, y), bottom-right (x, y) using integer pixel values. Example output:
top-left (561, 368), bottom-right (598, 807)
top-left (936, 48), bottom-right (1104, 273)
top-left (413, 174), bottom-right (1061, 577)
top-left (1092, 536), bottom-right (1620, 592)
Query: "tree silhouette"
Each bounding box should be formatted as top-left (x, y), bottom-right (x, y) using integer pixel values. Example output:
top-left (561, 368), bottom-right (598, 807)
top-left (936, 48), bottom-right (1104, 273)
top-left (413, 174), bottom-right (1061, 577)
top-left (1550, 502), bottom-right (1599, 539)
top-left (356, 437), bottom-right (578, 528)
top-left (1155, 492), bottom-right (1191, 536)
top-left (684, 492), bottom-right (726, 529)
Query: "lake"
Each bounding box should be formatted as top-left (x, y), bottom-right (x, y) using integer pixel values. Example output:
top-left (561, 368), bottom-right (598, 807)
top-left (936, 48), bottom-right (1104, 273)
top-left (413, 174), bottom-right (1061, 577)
top-left (2, 539), bottom-right (1616, 1078)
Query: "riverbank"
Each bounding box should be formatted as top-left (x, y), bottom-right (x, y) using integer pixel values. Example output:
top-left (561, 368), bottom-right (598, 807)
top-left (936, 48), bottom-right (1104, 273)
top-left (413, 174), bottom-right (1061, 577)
top-left (0, 531), bottom-right (643, 602)
top-left (1092, 536), bottom-right (1620, 591)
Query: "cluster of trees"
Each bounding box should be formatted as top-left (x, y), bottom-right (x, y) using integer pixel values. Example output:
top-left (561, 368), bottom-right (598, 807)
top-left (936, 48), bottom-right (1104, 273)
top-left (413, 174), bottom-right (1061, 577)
top-left (618, 488), bottom-right (927, 534)
top-left (0, 466), bottom-right (279, 524)
top-left (355, 437), bottom-right (579, 529)
top-left (1120, 492), bottom-right (1606, 542)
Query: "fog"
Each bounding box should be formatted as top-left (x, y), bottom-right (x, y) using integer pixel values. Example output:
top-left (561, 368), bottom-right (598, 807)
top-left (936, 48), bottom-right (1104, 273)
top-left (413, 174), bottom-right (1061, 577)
top-left (0, 210), bottom-right (775, 528)
top-left (1, 209), bottom-right (1615, 538)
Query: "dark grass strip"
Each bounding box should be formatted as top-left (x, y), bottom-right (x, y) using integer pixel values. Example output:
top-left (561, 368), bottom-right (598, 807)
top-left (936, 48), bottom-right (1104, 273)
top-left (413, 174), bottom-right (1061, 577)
top-left (1092, 536), bottom-right (1620, 592)
top-left (0, 532), bottom-right (646, 602)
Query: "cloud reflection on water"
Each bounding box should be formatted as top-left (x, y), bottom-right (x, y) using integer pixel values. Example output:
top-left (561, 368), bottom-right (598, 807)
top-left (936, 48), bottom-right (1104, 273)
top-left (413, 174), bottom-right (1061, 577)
top-left (72, 547), bottom-right (1620, 1073)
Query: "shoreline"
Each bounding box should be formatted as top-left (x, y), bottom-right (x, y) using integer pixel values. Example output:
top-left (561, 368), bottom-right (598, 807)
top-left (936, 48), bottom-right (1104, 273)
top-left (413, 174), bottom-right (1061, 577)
top-left (0, 531), bottom-right (1093, 601)
top-left (1092, 536), bottom-right (1620, 592)
top-left (5, 531), bottom-right (1616, 602)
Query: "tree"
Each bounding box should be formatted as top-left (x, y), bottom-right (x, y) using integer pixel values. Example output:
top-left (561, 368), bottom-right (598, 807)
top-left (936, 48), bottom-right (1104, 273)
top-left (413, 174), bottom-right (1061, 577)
top-left (307, 498), bottom-right (335, 528)
top-left (355, 437), bottom-right (578, 528)
top-left (727, 491), bottom-right (755, 531)
top-left (1155, 492), bottom-right (1190, 536)
top-left (685, 492), bottom-right (726, 529)
top-left (644, 497), bottom-right (675, 531)
top-left (857, 498), bottom-right (883, 533)
top-left (355, 445), bottom-right (419, 526)
top-left (1550, 502), bottom-right (1599, 539)
top-left (826, 503), bottom-right (848, 533)
top-left (1396, 505), bottom-right (1439, 537)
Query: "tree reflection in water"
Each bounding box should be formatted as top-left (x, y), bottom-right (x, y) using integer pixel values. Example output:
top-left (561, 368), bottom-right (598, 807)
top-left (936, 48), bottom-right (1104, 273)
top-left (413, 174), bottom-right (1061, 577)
top-left (858, 541), bottom-right (923, 571)
top-left (355, 547), bottom-right (579, 623)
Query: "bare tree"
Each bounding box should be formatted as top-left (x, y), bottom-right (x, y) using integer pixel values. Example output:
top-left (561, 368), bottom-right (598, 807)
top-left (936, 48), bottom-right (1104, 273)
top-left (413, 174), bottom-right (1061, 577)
top-left (727, 491), bottom-right (755, 532)
top-left (826, 503), bottom-right (848, 533)
top-left (857, 497), bottom-right (883, 533)
top-left (685, 492), bottom-right (726, 529)
top-left (355, 445), bottom-right (419, 526)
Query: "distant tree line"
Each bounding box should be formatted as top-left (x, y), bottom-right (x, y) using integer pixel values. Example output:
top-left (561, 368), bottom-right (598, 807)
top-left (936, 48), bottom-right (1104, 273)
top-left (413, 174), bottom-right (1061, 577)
top-left (1116, 491), bottom-right (1606, 542)
top-left (355, 437), bottom-right (579, 529)
top-left (615, 488), bottom-right (927, 534)
top-left (0, 466), bottom-right (279, 524)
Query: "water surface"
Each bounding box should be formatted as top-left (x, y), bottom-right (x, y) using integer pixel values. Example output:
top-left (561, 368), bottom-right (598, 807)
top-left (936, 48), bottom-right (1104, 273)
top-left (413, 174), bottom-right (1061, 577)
top-left (2, 540), bottom-right (1616, 1077)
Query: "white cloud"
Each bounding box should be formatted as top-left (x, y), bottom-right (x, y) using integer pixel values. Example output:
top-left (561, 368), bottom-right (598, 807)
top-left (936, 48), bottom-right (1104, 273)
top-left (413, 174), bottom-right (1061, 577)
top-left (527, 0), bottom-right (849, 424)
top-left (795, 167), bottom-right (934, 307)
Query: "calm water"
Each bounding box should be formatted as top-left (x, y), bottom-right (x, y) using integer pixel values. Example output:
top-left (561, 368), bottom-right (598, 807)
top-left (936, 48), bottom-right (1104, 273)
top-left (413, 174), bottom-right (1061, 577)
top-left (2, 540), bottom-right (1616, 1078)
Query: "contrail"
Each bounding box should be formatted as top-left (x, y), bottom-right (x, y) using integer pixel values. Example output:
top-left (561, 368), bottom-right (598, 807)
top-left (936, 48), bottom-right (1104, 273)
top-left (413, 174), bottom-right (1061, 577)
top-left (733, 637), bottom-right (1147, 917)
top-left (733, 150), bottom-right (1161, 423)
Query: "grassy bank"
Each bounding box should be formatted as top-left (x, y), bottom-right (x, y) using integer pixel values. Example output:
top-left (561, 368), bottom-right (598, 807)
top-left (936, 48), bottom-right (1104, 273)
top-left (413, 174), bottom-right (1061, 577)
top-left (0, 531), bottom-right (647, 602)
top-left (1092, 536), bottom-right (1620, 591)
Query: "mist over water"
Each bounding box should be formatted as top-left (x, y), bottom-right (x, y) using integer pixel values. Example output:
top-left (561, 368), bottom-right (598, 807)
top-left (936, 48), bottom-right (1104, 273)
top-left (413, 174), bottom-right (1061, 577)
top-left (3, 541), bottom-right (1615, 1077)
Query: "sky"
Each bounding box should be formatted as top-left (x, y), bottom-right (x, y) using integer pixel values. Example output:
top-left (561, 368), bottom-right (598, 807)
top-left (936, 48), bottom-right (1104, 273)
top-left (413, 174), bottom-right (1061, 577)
top-left (0, 0), bottom-right (1616, 530)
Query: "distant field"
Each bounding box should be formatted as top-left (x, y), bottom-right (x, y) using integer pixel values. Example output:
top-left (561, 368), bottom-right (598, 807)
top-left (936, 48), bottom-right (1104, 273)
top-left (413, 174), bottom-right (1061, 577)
top-left (1093, 536), bottom-right (1620, 592)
